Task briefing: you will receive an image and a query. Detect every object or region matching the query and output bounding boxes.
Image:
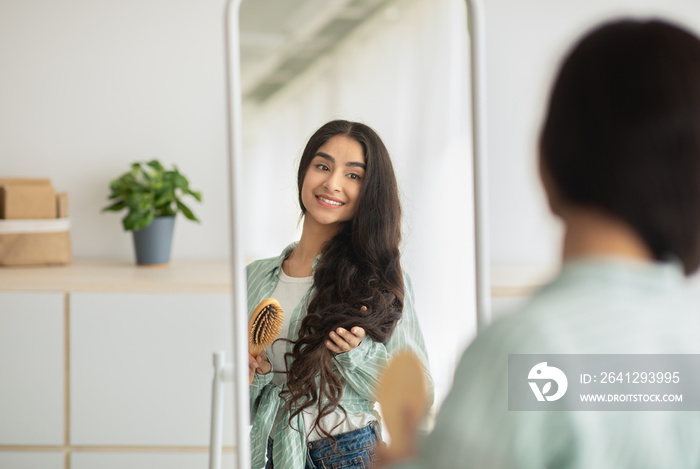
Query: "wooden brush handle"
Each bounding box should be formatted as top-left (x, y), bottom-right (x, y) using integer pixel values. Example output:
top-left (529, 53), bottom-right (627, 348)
top-left (249, 343), bottom-right (266, 358)
top-left (249, 347), bottom-right (268, 385)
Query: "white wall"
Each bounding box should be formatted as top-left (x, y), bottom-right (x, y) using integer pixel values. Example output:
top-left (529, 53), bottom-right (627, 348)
top-left (5, 0), bottom-right (700, 410)
top-left (4, 1), bottom-right (700, 265)
top-left (484, 0), bottom-right (700, 267)
top-left (0, 0), bottom-right (230, 260)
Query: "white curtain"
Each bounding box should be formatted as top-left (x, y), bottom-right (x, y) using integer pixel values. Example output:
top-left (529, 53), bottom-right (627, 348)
top-left (241, 0), bottom-right (475, 407)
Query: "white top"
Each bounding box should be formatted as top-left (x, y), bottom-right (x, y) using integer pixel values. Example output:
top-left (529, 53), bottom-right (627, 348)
top-left (268, 267), bottom-right (375, 441)
top-left (268, 268), bottom-right (312, 388)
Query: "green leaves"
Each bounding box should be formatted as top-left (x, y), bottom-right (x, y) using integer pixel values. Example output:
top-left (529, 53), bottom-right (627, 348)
top-left (176, 200), bottom-right (199, 222)
top-left (102, 200), bottom-right (126, 212)
top-left (101, 159), bottom-right (202, 231)
top-left (146, 159), bottom-right (165, 172)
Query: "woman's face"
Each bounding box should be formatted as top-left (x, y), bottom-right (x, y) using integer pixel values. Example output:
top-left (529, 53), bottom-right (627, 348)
top-left (301, 134), bottom-right (366, 227)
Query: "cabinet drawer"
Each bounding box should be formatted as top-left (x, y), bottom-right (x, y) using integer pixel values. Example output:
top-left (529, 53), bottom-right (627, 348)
top-left (70, 293), bottom-right (234, 446)
top-left (71, 451), bottom-right (235, 469)
top-left (0, 451), bottom-right (64, 469)
top-left (0, 292), bottom-right (64, 445)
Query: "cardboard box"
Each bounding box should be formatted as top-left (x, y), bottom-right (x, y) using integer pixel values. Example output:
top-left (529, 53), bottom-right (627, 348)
top-left (0, 180), bottom-right (71, 266)
top-left (0, 179), bottom-right (57, 219)
top-left (0, 178), bottom-right (52, 186)
top-left (57, 192), bottom-right (69, 218)
top-left (0, 219), bottom-right (71, 266)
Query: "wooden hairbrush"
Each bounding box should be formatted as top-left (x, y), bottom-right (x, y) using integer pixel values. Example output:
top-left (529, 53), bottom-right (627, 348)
top-left (376, 351), bottom-right (429, 459)
top-left (248, 298), bottom-right (284, 384)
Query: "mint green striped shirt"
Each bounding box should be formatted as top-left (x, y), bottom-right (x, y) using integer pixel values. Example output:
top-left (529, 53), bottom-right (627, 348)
top-left (397, 258), bottom-right (700, 469)
top-left (248, 243), bottom-right (432, 469)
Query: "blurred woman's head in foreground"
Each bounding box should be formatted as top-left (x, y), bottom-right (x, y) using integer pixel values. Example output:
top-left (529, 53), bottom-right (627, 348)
top-left (539, 19), bottom-right (700, 274)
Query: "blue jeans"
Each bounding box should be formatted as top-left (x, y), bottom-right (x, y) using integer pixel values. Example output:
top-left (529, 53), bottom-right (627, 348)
top-left (265, 421), bottom-right (383, 469)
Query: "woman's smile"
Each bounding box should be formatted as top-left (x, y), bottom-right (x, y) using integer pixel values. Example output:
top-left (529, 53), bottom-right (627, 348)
top-left (316, 194), bottom-right (345, 207)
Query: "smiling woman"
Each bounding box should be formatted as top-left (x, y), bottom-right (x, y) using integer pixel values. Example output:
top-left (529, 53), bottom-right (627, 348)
top-left (246, 120), bottom-right (432, 469)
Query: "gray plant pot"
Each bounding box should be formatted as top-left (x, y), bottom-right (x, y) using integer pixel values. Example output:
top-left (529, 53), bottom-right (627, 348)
top-left (132, 216), bottom-right (175, 266)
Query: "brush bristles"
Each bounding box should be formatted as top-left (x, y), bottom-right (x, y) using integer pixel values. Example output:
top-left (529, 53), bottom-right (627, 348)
top-left (250, 303), bottom-right (283, 346)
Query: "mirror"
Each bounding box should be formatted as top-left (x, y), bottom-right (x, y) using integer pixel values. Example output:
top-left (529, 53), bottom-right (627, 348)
top-left (238, 0), bottom-right (477, 412)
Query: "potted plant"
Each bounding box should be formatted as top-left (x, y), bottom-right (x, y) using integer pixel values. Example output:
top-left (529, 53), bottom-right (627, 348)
top-left (102, 159), bottom-right (202, 266)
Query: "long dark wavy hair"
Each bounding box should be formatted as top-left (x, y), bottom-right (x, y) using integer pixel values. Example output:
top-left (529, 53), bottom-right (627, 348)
top-left (279, 120), bottom-right (404, 438)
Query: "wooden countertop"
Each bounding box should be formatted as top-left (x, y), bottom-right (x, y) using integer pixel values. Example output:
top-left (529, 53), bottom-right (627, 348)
top-left (0, 259), bottom-right (232, 294)
top-left (0, 259), bottom-right (557, 297)
top-left (490, 263), bottom-right (558, 297)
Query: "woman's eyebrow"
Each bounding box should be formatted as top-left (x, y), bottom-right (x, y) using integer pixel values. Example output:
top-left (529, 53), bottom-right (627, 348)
top-left (314, 152), bottom-right (366, 170)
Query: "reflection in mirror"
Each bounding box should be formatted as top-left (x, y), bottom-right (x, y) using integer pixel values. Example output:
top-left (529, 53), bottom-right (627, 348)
top-left (238, 0), bottom-right (474, 431)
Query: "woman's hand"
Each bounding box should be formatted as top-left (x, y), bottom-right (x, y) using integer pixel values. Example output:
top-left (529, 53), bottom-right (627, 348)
top-left (249, 351), bottom-right (271, 381)
top-left (325, 306), bottom-right (367, 353)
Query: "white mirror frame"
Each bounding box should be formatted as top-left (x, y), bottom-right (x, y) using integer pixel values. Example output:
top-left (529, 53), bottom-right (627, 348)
top-left (223, 1), bottom-right (251, 468)
top-left (465, 0), bottom-right (491, 331)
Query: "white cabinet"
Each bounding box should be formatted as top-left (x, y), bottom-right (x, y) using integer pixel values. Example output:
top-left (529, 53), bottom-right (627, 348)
top-left (0, 452), bottom-right (64, 469)
top-left (71, 452), bottom-right (235, 469)
top-left (0, 292), bottom-right (64, 446)
top-left (70, 293), bottom-right (234, 446)
top-left (0, 260), bottom-right (235, 468)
